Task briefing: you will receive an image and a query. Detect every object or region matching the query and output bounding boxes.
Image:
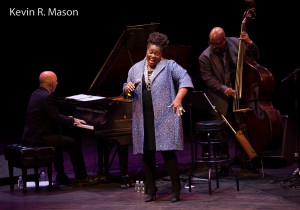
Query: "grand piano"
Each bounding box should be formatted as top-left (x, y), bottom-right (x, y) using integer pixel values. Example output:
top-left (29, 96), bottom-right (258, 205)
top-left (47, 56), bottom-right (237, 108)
top-left (59, 22), bottom-right (193, 183)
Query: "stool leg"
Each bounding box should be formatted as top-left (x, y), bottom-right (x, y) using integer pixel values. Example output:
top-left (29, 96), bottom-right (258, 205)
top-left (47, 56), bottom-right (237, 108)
top-left (215, 163), bottom-right (219, 188)
top-left (208, 165), bottom-right (212, 195)
top-left (208, 133), bottom-right (212, 195)
top-left (22, 168), bottom-right (28, 193)
top-left (236, 176), bottom-right (240, 191)
top-left (188, 174), bottom-right (192, 192)
top-left (233, 167), bottom-right (240, 191)
top-left (188, 135), bottom-right (199, 192)
top-left (260, 157), bottom-right (265, 178)
top-left (7, 161), bottom-right (14, 191)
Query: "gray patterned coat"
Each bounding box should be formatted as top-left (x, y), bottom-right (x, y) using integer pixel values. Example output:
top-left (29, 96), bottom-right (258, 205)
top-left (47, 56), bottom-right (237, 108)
top-left (123, 57), bottom-right (194, 154)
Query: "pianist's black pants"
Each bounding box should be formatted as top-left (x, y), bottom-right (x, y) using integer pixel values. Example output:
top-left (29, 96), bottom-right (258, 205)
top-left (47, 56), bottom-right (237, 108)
top-left (37, 134), bottom-right (88, 180)
top-left (142, 150), bottom-right (181, 196)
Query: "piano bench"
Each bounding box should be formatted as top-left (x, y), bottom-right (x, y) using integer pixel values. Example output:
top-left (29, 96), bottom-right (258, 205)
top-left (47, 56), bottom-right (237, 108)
top-left (4, 144), bottom-right (55, 193)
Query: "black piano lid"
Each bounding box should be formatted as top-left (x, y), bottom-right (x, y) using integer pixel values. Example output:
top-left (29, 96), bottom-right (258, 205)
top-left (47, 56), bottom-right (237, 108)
top-left (88, 22), bottom-right (160, 97)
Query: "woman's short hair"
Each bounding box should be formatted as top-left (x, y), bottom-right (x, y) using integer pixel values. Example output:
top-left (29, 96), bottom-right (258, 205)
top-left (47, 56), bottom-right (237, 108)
top-left (147, 32), bottom-right (169, 51)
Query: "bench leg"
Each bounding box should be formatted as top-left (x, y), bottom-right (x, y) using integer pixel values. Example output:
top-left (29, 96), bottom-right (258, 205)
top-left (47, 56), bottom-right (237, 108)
top-left (47, 163), bottom-right (53, 190)
top-left (22, 168), bottom-right (28, 193)
top-left (34, 167), bottom-right (40, 191)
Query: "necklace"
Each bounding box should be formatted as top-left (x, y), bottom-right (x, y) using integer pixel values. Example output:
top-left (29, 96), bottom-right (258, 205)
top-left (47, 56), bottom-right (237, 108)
top-left (144, 64), bottom-right (153, 91)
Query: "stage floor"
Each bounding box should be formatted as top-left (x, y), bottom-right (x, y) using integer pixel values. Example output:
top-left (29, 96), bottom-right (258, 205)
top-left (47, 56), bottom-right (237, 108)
top-left (0, 136), bottom-right (299, 210)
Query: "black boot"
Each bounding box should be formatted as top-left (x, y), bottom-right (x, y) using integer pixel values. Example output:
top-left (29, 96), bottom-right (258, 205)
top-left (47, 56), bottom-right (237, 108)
top-left (143, 151), bottom-right (157, 200)
top-left (162, 151), bottom-right (181, 202)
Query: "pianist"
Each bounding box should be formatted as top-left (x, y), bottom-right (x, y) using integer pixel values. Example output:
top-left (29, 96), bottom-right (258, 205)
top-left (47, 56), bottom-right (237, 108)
top-left (124, 32), bottom-right (194, 202)
top-left (22, 70), bottom-right (102, 185)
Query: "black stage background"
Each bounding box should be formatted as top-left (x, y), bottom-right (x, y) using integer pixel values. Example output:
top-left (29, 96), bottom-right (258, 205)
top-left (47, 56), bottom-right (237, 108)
top-left (2, 1), bottom-right (299, 140)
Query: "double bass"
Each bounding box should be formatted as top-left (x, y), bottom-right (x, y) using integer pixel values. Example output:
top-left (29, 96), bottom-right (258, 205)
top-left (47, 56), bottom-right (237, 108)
top-left (233, 0), bottom-right (284, 158)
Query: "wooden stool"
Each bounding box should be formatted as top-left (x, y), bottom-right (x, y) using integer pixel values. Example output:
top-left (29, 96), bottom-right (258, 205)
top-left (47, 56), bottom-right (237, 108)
top-left (4, 144), bottom-right (55, 192)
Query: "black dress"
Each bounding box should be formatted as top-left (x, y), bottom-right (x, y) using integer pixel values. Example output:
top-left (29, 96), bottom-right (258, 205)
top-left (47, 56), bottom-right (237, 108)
top-left (142, 73), bottom-right (156, 150)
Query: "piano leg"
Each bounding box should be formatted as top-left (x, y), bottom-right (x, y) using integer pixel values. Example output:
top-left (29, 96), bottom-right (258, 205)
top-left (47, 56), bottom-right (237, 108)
top-left (118, 144), bottom-right (128, 176)
top-left (118, 144), bottom-right (131, 189)
top-left (97, 138), bottom-right (110, 178)
top-left (97, 137), bottom-right (130, 186)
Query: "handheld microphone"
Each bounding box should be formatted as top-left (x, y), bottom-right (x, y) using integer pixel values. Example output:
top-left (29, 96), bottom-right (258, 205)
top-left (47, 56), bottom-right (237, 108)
top-left (127, 79), bottom-right (141, 97)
